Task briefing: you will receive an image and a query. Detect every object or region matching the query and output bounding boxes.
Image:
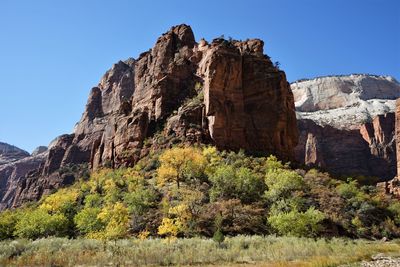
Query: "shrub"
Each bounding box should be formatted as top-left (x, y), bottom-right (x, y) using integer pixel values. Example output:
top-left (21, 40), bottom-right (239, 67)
top-left (268, 207), bottom-right (325, 237)
top-left (123, 187), bottom-right (158, 215)
top-left (0, 210), bottom-right (21, 240)
top-left (73, 207), bottom-right (104, 235)
top-left (388, 202), bottom-right (400, 225)
top-left (197, 199), bottom-right (266, 236)
top-left (264, 168), bottom-right (304, 202)
top-left (14, 209), bottom-right (69, 239)
top-left (336, 179), bottom-right (363, 200)
top-left (209, 165), bottom-right (265, 203)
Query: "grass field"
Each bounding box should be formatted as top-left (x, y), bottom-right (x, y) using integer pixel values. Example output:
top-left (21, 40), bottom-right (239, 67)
top-left (0, 236), bottom-right (399, 266)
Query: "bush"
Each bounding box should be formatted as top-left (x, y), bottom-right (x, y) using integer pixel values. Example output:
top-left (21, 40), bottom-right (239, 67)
top-left (74, 207), bottom-right (104, 235)
top-left (336, 180), bottom-right (364, 200)
top-left (123, 187), bottom-right (158, 215)
top-left (14, 209), bottom-right (69, 239)
top-left (209, 165), bottom-right (265, 203)
top-left (197, 199), bottom-right (266, 236)
top-left (264, 168), bottom-right (304, 202)
top-left (0, 210), bottom-right (21, 240)
top-left (268, 207), bottom-right (325, 237)
top-left (388, 202), bottom-right (400, 225)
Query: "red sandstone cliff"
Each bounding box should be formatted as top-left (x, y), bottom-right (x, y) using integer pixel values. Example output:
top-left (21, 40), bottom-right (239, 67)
top-left (6, 25), bottom-right (298, 208)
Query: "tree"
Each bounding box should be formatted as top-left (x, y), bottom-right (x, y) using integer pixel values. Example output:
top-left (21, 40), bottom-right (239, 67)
top-left (264, 168), bottom-right (304, 202)
top-left (388, 202), bottom-right (400, 225)
top-left (123, 186), bottom-right (158, 215)
top-left (0, 210), bottom-right (21, 240)
top-left (157, 147), bottom-right (206, 188)
top-left (209, 165), bottom-right (265, 203)
top-left (39, 188), bottom-right (79, 219)
top-left (158, 217), bottom-right (181, 240)
top-left (97, 202), bottom-right (130, 240)
top-left (14, 209), bottom-right (69, 239)
top-left (74, 207), bottom-right (104, 235)
top-left (213, 212), bottom-right (224, 244)
top-left (268, 207), bottom-right (325, 237)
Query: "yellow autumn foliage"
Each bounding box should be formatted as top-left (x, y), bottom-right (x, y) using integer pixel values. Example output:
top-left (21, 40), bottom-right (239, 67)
top-left (157, 147), bottom-right (206, 188)
top-left (39, 188), bottom-right (79, 214)
top-left (95, 202), bottom-right (130, 240)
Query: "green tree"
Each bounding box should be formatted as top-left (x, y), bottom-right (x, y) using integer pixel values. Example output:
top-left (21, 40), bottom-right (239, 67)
top-left (14, 209), bottom-right (69, 239)
top-left (0, 210), bottom-right (21, 240)
top-left (123, 186), bottom-right (158, 214)
top-left (74, 207), bottom-right (104, 235)
top-left (268, 207), bottom-right (325, 237)
top-left (264, 168), bottom-right (304, 202)
top-left (209, 165), bottom-right (265, 203)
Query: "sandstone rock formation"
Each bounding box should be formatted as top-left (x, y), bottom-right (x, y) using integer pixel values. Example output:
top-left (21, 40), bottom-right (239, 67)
top-left (198, 38), bottom-right (297, 159)
top-left (0, 144), bottom-right (48, 210)
top-left (293, 75), bottom-right (400, 180)
top-left (7, 24), bottom-right (298, 208)
top-left (377, 99), bottom-right (400, 198)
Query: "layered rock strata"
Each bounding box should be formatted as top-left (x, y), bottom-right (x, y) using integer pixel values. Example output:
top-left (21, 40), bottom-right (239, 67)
top-left (293, 75), bottom-right (400, 180)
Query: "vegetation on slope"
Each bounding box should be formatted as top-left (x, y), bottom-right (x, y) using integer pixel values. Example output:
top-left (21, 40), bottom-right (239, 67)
top-left (1, 146), bottom-right (400, 241)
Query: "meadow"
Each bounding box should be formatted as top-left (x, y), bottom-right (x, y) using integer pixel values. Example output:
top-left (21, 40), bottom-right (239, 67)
top-left (0, 236), bottom-right (399, 267)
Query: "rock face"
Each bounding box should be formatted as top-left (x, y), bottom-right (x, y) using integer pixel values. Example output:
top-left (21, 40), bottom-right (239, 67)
top-left (0, 142), bottom-right (30, 166)
top-left (7, 24), bottom-right (298, 208)
top-left (377, 99), bottom-right (400, 198)
top-left (293, 75), bottom-right (400, 180)
top-left (198, 38), bottom-right (297, 159)
top-left (0, 143), bottom-right (48, 210)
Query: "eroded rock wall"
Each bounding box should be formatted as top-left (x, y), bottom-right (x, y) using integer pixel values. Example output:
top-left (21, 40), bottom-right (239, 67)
top-left (7, 25), bottom-right (298, 208)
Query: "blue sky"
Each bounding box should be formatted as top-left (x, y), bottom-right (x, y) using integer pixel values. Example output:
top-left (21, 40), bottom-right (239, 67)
top-left (0, 0), bottom-right (399, 152)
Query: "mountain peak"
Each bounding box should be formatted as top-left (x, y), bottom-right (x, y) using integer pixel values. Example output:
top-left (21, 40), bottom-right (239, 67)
top-left (0, 142), bottom-right (30, 166)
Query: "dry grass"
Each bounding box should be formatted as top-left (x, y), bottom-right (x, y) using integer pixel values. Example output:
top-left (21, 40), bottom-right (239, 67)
top-left (0, 236), bottom-right (399, 266)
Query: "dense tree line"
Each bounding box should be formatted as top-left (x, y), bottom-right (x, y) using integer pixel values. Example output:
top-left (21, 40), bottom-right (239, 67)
top-left (1, 146), bottom-right (400, 240)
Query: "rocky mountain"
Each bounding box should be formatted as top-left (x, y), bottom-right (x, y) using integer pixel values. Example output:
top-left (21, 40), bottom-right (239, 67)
top-left (0, 143), bottom-right (48, 210)
top-left (2, 26), bottom-right (399, 210)
top-left (293, 74), bottom-right (400, 180)
top-left (6, 24), bottom-right (298, 208)
top-left (0, 142), bottom-right (30, 166)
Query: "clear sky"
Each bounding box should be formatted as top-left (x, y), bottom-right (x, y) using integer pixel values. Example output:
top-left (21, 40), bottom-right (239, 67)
top-left (0, 0), bottom-right (399, 153)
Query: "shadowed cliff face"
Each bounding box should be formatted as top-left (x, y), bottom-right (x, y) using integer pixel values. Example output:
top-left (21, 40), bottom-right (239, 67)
top-left (6, 24), bottom-right (298, 208)
top-left (0, 143), bottom-right (48, 210)
top-left (293, 75), bottom-right (400, 180)
top-left (294, 114), bottom-right (395, 180)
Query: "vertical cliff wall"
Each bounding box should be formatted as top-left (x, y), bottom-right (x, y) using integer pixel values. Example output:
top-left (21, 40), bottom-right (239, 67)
top-left (5, 25), bottom-right (298, 208)
top-left (293, 75), bottom-right (400, 180)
